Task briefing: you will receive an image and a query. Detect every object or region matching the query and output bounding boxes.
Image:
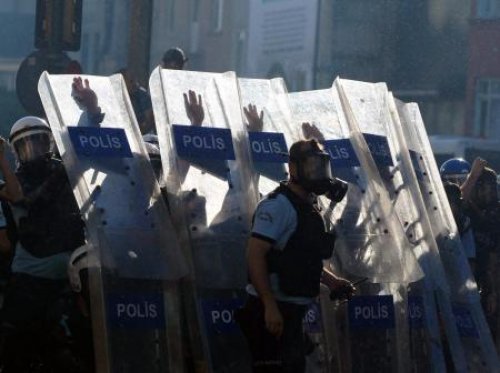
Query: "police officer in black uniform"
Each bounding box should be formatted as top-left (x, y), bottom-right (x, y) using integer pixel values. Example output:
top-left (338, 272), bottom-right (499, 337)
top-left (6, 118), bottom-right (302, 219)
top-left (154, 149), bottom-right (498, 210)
top-left (238, 139), bottom-right (355, 373)
top-left (0, 116), bottom-right (89, 372)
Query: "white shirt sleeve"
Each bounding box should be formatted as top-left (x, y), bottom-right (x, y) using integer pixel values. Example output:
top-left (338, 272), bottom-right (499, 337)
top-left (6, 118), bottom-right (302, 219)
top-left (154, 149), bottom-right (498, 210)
top-left (251, 195), bottom-right (296, 247)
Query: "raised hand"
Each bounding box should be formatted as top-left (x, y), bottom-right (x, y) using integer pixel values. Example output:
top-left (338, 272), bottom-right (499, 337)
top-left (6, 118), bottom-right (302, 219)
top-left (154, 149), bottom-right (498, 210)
top-left (302, 122), bottom-right (325, 142)
top-left (183, 90), bottom-right (204, 126)
top-left (72, 77), bottom-right (100, 115)
top-left (244, 104), bottom-right (264, 132)
top-left (471, 157), bottom-right (487, 176)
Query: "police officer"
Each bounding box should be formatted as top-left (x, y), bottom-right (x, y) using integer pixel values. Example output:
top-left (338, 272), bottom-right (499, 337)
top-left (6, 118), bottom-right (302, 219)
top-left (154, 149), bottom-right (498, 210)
top-left (463, 164), bottom-right (500, 339)
top-left (0, 116), bottom-right (88, 372)
top-left (162, 47), bottom-right (188, 70)
top-left (443, 182), bottom-right (476, 270)
top-left (238, 138), bottom-right (355, 373)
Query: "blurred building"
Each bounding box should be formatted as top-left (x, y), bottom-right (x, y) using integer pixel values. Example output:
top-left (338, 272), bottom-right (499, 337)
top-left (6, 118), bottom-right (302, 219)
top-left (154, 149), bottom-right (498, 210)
top-left (150, 0), bottom-right (248, 74)
top-left (147, 0), bottom-right (471, 135)
top-left (0, 0), bottom-right (470, 136)
top-left (72, 0), bottom-right (130, 74)
top-left (466, 0), bottom-right (500, 139)
top-left (0, 0), bottom-right (35, 91)
top-left (322, 0), bottom-right (470, 135)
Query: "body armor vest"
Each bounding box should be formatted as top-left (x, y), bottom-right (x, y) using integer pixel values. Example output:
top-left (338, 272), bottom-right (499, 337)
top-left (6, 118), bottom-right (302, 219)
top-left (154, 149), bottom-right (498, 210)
top-left (265, 184), bottom-right (335, 297)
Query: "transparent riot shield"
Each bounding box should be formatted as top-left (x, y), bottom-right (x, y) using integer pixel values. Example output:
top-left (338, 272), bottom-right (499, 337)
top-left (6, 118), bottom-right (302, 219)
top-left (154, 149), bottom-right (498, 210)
top-left (396, 99), bottom-right (500, 372)
top-left (150, 68), bottom-right (255, 372)
top-left (237, 77), bottom-right (335, 373)
top-left (333, 77), bottom-right (468, 371)
top-left (38, 72), bottom-right (188, 372)
top-left (288, 87), bottom-right (423, 373)
top-left (237, 78), bottom-right (295, 193)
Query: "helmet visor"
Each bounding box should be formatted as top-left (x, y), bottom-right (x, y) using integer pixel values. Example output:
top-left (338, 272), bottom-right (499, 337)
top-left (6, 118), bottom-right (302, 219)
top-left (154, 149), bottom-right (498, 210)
top-left (442, 174), bottom-right (468, 186)
top-left (13, 132), bottom-right (52, 163)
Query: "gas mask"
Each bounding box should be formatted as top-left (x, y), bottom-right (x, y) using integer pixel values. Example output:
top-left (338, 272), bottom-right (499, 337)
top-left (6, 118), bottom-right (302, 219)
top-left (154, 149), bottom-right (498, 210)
top-left (291, 147), bottom-right (348, 202)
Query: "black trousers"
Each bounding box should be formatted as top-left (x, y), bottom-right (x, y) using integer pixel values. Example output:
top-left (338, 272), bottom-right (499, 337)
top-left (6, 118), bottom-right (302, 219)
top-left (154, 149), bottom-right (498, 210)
top-left (236, 295), bottom-right (307, 373)
top-left (0, 273), bottom-right (93, 373)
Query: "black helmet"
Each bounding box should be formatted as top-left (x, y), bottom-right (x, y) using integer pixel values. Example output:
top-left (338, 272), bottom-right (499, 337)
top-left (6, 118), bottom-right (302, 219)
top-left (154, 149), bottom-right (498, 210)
top-left (439, 158), bottom-right (470, 185)
top-left (162, 47), bottom-right (188, 69)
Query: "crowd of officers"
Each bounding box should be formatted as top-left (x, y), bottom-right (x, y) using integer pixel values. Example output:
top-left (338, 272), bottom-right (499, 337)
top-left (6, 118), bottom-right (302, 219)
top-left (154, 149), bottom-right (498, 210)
top-left (0, 46), bottom-right (496, 373)
top-left (441, 157), bottom-right (500, 340)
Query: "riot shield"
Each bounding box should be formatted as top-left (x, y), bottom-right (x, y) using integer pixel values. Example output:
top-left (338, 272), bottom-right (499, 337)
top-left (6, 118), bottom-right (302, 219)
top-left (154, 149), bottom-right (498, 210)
top-left (237, 78), bottom-right (295, 193)
top-left (396, 99), bottom-right (500, 372)
top-left (237, 77), bottom-right (336, 373)
top-left (333, 77), bottom-right (467, 371)
top-left (150, 68), bottom-right (255, 372)
top-left (288, 87), bottom-right (422, 373)
top-left (38, 72), bottom-right (188, 372)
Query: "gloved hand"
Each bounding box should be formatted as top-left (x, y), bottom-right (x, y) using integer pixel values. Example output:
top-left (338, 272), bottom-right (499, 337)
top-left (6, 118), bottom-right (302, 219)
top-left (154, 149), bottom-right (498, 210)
top-left (68, 243), bottom-right (99, 292)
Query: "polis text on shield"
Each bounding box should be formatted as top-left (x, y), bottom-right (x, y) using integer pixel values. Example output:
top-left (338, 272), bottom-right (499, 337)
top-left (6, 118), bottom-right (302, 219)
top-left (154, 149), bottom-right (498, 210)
top-left (182, 134), bottom-right (226, 150)
top-left (251, 138), bottom-right (283, 155)
top-left (327, 143), bottom-right (351, 160)
top-left (116, 301), bottom-right (158, 319)
top-left (79, 134), bottom-right (122, 150)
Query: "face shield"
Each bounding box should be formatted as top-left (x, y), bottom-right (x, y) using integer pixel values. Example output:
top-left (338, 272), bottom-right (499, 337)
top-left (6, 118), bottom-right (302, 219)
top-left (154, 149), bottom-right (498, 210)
top-left (12, 132), bottom-right (52, 164)
top-left (442, 173), bottom-right (468, 186)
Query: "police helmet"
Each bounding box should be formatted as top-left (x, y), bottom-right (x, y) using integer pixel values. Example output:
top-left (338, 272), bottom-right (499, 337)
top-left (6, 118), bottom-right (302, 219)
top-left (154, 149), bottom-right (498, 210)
top-left (439, 158), bottom-right (471, 184)
top-left (9, 116), bottom-right (53, 164)
top-left (162, 47), bottom-right (188, 69)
